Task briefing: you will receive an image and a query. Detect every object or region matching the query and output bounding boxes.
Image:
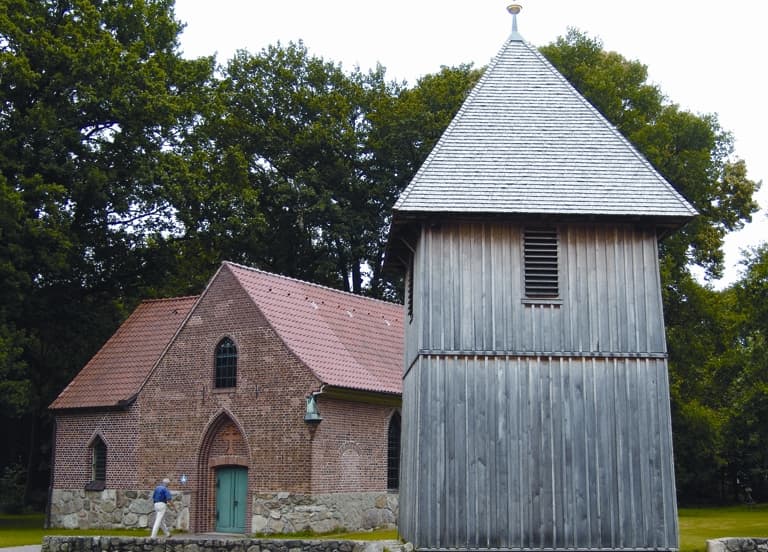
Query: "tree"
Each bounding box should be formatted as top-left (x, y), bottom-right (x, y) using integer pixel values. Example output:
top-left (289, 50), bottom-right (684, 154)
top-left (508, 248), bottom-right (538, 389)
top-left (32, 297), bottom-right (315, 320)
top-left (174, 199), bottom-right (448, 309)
top-left (736, 244), bottom-right (768, 333)
top-left (178, 41), bottom-right (385, 292)
top-left (2, 13), bottom-right (758, 509)
top-left (183, 42), bottom-right (480, 297)
top-left (664, 273), bottom-right (736, 501)
top-left (0, 0), bottom-right (213, 507)
top-left (722, 244), bottom-right (768, 501)
top-left (365, 64), bottom-right (482, 297)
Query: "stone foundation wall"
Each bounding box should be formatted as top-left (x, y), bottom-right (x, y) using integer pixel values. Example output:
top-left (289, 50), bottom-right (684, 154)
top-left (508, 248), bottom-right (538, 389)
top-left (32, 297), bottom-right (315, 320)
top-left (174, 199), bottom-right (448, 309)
top-left (42, 536), bottom-right (409, 552)
top-left (48, 489), bottom-right (189, 531)
top-left (251, 492), bottom-right (398, 534)
top-left (708, 538), bottom-right (768, 552)
top-left (48, 488), bottom-right (398, 534)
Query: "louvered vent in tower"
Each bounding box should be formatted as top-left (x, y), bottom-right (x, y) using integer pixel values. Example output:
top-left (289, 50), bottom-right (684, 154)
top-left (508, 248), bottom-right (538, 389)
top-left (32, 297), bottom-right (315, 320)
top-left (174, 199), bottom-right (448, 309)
top-left (524, 228), bottom-right (559, 298)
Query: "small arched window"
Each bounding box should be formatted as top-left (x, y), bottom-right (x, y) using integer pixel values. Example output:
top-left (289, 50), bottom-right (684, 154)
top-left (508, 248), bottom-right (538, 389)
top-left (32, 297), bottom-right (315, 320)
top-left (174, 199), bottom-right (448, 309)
top-left (91, 436), bottom-right (107, 485)
top-left (387, 412), bottom-right (401, 491)
top-left (215, 337), bottom-right (237, 388)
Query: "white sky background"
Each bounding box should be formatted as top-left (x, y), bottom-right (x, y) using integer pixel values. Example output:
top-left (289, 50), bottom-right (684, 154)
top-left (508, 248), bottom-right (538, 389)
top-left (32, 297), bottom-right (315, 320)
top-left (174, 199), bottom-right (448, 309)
top-left (174, 0), bottom-right (767, 288)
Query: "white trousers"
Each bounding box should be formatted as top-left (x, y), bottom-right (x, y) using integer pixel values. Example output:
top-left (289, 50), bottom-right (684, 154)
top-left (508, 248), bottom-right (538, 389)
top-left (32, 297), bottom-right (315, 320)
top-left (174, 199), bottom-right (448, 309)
top-left (151, 502), bottom-right (170, 537)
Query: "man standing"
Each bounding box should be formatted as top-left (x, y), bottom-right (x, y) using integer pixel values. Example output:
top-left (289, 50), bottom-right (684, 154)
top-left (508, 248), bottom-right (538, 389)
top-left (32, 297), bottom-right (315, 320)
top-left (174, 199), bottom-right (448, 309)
top-left (150, 478), bottom-right (175, 538)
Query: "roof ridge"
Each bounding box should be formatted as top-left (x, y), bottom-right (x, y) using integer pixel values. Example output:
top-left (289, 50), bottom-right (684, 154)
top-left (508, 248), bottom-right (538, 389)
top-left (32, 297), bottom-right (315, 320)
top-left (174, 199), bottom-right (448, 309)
top-left (140, 295), bottom-right (199, 304)
top-left (223, 261), bottom-right (401, 308)
top-left (394, 38), bottom-right (514, 210)
top-left (527, 41), bottom-right (698, 216)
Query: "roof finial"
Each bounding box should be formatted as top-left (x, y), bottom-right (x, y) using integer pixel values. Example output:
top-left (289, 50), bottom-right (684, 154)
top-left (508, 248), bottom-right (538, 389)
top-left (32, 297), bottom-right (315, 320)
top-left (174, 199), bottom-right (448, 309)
top-left (507, 3), bottom-right (523, 41)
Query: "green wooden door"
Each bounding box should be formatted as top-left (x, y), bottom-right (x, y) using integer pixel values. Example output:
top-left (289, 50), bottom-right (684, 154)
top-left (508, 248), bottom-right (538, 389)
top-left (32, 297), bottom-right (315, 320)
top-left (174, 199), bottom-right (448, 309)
top-left (216, 466), bottom-right (247, 533)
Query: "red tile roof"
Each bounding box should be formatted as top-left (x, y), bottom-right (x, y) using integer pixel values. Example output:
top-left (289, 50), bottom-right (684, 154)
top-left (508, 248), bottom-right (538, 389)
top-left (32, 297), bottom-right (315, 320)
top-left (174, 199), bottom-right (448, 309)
top-left (49, 296), bottom-right (197, 410)
top-left (50, 263), bottom-right (404, 411)
top-left (225, 262), bottom-right (404, 395)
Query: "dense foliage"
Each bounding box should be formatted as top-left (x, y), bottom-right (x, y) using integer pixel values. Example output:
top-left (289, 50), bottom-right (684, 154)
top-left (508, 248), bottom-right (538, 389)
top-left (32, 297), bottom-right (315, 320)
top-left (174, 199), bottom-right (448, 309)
top-left (0, 1), bottom-right (763, 510)
top-left (0, 0), bottom-right (480, 509)
top-left (0, 0), bottom-right (214, 508)
top-left (170, 42), bottom-right (480, 296)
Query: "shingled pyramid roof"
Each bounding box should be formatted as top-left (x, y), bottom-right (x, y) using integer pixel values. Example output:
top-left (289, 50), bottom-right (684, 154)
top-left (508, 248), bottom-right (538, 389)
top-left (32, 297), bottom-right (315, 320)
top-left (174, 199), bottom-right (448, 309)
top-left (392, 32), bottom-right (697, 224)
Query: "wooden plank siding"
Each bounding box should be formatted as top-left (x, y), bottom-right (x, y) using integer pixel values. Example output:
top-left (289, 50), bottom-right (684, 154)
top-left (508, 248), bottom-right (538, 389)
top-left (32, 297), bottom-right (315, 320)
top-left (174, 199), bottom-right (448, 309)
top-left (400, 356), bottom-right (678, 550)
top-left (405, 222), bottom-right (667, 364)
top-left (400, 221), bottom-right (678, 551)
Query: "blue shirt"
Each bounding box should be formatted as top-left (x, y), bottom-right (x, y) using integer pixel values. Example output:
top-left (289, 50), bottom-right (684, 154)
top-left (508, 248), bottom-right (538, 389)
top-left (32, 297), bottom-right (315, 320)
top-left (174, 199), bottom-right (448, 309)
top-left (152, 485), bottom-right (172, 503)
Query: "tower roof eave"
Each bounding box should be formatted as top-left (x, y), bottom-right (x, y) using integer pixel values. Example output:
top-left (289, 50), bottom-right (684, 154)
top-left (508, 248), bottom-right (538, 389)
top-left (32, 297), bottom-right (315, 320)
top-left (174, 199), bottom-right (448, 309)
top-left (389, 34), bottom-right (697, 240)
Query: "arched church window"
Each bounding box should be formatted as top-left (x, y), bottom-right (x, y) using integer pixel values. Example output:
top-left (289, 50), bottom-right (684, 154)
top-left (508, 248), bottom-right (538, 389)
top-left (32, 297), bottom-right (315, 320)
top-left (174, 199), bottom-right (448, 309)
top-left (215, 337), bottom-right (237, 388)
top-left (91, 436), bottom-right (107, 486)
top-left (387, 412), bottom-right (401, 490)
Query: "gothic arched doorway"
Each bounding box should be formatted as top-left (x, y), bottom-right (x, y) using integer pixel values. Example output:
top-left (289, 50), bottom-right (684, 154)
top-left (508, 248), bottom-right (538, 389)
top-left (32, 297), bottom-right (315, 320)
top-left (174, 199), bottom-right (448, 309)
top-left (195, 412), bottom-right (250, 533)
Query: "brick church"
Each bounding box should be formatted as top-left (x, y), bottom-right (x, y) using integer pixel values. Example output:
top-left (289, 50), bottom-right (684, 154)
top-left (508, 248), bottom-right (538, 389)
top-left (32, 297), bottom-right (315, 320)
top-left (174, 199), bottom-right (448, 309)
top-left (48, 261), bottom-right (403, 534)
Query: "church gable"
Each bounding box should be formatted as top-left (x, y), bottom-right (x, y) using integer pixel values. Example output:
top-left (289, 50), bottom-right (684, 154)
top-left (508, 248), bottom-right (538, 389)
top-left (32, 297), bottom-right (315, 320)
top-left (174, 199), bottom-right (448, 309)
top-left (50, 262), bottom-right (404, 415)
top-left (136, 263), bottom-right (323, 484)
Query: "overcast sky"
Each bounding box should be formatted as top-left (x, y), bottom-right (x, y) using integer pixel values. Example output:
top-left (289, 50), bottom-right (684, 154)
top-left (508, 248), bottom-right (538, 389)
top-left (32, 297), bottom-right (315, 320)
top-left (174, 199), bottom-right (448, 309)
top-left (174, 0), bottom-right (767, 287)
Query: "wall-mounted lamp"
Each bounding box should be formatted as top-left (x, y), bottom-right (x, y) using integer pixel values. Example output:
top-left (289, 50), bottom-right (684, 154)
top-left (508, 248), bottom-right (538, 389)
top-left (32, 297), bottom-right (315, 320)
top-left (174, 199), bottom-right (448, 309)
top-left (304, 394), bottom-right (322, 423)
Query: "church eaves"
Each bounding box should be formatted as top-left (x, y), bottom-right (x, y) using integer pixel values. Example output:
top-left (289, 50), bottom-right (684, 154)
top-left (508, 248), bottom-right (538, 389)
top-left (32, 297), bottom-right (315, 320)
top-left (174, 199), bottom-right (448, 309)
top-left (392, 32), bottom-right (698, 223)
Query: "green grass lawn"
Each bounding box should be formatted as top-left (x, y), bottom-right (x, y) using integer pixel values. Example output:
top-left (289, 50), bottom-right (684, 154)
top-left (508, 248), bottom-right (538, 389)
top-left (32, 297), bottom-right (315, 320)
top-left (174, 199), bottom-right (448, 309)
top-left (679, 504), bottom-right (768, 552)
top-left (1, 508), bottom-right (766, 549)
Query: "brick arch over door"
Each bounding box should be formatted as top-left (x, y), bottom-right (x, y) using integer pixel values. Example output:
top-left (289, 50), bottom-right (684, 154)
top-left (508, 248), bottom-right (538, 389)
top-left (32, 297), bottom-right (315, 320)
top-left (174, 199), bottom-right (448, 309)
top-left (194, 411), bottom-right (250, 532)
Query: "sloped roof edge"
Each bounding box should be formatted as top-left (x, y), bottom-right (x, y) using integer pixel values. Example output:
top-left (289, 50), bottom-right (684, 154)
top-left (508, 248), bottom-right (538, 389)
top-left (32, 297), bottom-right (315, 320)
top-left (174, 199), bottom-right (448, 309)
top-left (49, 295), bottom-right (199, 411)
top-left (130, 264), bottom-right (233, 401)
top-left (392, 35), bottom-right (511, 211)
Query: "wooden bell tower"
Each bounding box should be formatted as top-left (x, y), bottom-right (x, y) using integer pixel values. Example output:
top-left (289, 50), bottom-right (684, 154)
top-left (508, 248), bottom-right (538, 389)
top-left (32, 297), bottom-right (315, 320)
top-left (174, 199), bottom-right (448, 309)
top-left (386, 5), bottom-right (696, 551)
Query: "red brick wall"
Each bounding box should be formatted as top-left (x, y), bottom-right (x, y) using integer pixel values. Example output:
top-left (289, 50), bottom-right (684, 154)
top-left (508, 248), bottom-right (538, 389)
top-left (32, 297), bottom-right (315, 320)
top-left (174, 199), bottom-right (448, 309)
top-left (52, 409), bottom-right (139, 489)
top-left (309, 398), bottom-right (399, 494)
